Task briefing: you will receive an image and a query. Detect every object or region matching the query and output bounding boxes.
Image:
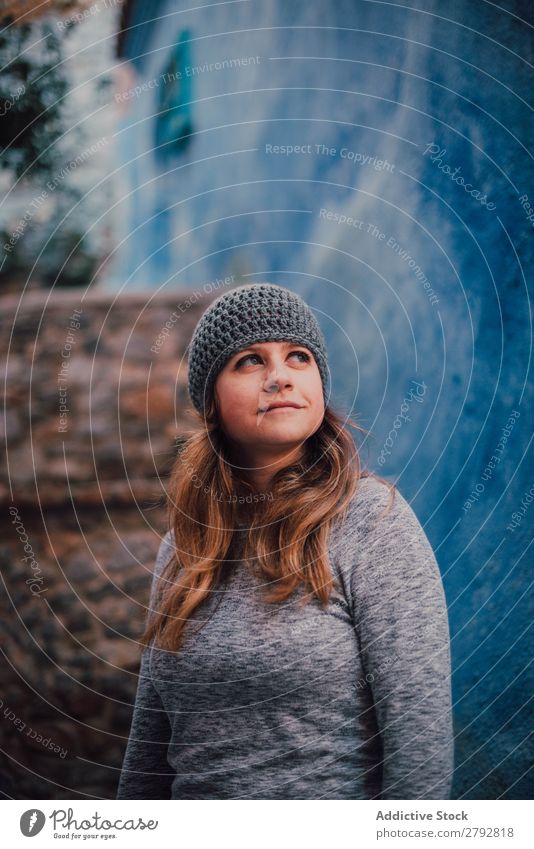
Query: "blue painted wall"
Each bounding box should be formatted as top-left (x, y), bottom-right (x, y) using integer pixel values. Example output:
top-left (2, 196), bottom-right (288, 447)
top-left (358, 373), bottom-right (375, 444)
top-left (105, 0), bottom-right (533, 799)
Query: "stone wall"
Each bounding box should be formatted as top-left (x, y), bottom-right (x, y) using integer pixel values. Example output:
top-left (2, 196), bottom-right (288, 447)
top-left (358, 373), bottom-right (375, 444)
top-left (0, 287), bottom-right (214, 799)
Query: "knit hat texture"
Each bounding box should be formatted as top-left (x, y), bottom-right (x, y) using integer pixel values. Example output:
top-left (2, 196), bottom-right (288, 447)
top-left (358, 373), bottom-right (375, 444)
top-left (187, 283), bottom-right (329, 415)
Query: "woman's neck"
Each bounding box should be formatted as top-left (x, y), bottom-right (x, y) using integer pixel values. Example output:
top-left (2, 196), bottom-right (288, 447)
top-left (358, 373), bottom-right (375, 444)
top-left (228, 444), bottom-right (305, 495)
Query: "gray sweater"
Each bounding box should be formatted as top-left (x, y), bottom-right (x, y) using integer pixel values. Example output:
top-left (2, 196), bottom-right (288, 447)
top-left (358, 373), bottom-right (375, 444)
top-left (116, 476), bottom-right (454, 800)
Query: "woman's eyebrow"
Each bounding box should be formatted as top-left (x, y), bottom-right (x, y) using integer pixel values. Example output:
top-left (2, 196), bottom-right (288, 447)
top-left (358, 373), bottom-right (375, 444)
top-left (235, 341), bottom-right (303, 355)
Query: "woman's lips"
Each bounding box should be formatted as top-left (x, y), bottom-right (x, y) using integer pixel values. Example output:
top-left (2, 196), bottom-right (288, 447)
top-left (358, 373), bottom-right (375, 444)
top-left (262, 405), bottom-right (302, 413)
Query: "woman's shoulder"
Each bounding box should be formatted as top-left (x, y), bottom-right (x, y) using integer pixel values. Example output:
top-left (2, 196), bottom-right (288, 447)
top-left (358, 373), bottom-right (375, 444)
top-left (352, 473), bottom-right (397, 508)
top-left (331, 474), bottom-right (441, 599)
top-left (342, 473), bottom-right (398, 523)
top-left (332, 474), bottom-right (424, 543)
top-left (153, 529), bottom-right (176, 580)
top-left (160, 527), bottom-right (176, 548)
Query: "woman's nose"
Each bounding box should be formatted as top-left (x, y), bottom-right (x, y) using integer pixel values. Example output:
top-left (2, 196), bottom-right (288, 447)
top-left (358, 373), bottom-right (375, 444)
top-left (263, 360), bottom-right (292, 391)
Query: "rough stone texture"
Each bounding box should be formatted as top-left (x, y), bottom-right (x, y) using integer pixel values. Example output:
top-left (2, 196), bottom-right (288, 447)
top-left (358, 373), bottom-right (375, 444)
top-left (0, 288), bottom-right (214, 799)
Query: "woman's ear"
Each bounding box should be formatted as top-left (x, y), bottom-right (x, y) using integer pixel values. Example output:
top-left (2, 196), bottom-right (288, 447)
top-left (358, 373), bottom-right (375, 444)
top-left (205, 391), bottom-right (221, 427)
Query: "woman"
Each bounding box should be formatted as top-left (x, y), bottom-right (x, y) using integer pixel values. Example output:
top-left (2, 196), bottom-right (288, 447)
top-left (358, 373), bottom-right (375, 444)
top-left (116, 283), bottom-right (454, 800)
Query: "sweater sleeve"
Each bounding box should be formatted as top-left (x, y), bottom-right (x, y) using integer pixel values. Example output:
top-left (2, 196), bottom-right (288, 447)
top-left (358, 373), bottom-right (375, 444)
top-left (116, 532), bottom-right (176, 800)
top-left (348, 480), bottom-right (454, 800)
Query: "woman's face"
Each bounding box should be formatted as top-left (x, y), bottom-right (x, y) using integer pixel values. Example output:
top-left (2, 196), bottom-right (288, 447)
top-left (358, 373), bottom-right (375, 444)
top-left (213, 340), bottom-right (325, 457)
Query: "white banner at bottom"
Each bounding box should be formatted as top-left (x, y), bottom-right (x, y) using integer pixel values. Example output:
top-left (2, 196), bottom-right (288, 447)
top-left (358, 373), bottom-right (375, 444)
top-left (4, 799), bottom-right (531, 849)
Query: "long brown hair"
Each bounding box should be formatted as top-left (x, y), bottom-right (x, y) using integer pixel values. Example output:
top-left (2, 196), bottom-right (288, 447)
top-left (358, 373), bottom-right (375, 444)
top-left (141, 398), bottom-right (396, 652)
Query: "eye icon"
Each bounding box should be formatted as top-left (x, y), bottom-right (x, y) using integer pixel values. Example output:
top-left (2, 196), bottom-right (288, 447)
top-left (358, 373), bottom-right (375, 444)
top-left (20, 809), bottom-right (46, 836)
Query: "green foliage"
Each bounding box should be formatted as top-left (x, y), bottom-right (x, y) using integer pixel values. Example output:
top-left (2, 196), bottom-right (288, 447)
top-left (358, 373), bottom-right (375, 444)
top-left (0, 17), bottom-right (68, 179)
top-left (0, 16), bottom-right (105, 289)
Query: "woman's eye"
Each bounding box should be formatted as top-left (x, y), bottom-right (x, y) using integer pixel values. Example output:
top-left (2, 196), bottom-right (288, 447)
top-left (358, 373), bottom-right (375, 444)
top-left (237, 354), bottom-right (261, 367)
top-left (236, 350), bottom-right (310, 368)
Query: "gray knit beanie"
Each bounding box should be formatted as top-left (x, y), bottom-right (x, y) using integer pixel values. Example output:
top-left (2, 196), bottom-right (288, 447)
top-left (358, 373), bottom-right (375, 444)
top-left (187, 283), bottom-right (329, 415)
